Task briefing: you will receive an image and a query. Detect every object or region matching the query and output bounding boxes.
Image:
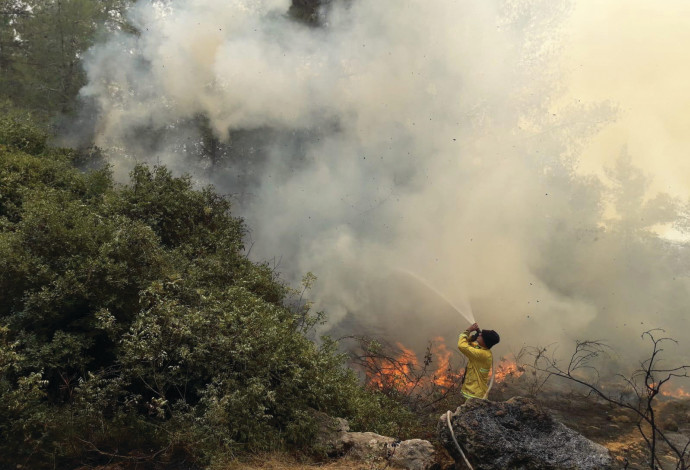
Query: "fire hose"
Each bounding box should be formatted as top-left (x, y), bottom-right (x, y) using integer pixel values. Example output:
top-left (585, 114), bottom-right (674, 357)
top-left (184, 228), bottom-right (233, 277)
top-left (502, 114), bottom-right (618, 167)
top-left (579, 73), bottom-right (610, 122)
top-left (446, 410), bottom-right (474, 470)
top-left (445, 357), bottom-right (494, 470)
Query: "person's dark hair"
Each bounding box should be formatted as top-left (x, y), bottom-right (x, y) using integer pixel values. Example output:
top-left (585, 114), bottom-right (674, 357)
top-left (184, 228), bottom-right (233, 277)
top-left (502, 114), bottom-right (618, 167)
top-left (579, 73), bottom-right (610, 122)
top-left (481, 329), bottom-right (500, 349)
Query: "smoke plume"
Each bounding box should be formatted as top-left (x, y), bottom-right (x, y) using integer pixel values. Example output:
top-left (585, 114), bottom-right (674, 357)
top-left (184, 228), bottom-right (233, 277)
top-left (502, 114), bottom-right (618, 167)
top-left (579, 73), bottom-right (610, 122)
top-left (79, 0), bottom-right (690, 370)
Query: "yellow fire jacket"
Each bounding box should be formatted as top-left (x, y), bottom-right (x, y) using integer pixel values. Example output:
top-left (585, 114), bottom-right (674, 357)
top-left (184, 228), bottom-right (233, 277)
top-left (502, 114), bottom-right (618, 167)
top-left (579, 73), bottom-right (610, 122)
top-left (457, 331), bottom-right (493, 399)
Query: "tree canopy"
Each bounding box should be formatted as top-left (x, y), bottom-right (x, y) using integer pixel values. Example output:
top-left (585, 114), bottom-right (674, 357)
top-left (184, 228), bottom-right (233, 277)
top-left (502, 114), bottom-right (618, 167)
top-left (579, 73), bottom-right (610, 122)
top-left (1, 0), bottom-right (131, 117)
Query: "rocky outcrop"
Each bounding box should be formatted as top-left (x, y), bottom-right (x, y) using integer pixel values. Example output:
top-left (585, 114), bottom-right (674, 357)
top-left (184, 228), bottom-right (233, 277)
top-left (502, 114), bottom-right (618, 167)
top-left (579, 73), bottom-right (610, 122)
top-left (389, 439), bottom-right (438, 470)
top-left (340, 432), bottom-right (437, 470)
top-left (312, 411), bottom-right (437, 469)
top-left (340, 431), bottom-right (396, 460)
top-left (438, 397), bottom-right (613, 470)
top-left (310, 413), bottom-right (352, 456)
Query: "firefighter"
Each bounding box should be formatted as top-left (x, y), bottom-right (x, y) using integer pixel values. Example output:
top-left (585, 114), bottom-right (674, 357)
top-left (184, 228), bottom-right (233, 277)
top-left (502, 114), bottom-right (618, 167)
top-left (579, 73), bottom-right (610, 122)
top-left (458, 322), bottom-right (500, 400)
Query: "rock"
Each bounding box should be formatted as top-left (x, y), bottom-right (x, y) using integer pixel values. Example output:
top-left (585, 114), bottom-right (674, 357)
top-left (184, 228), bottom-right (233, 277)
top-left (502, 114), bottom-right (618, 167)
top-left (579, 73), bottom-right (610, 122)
top-left (311, 412), bottom-right (437, 469)
top-left (340, 433), bottom-right (438, 469)
top-left (341, 431), bottom-right (396, 460)
top-left (438, 397), bottom-right (613, 470)
top-left (389, 439), bottom-right (438, 470)
top-left (310, 410), bottom-right (351, 455)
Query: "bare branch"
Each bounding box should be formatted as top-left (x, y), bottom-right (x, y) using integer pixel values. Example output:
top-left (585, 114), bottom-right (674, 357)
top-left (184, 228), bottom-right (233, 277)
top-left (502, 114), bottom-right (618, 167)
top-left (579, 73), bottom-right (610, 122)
top-left (531, 329), bottom-right (689, 470)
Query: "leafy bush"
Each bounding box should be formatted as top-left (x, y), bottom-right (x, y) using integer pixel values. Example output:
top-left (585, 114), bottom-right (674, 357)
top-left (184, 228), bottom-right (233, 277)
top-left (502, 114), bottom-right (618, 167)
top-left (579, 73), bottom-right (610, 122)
top-left (0, 114), bottom-right (411, 468)
top-left (0, 109), bottom-right (48, 155)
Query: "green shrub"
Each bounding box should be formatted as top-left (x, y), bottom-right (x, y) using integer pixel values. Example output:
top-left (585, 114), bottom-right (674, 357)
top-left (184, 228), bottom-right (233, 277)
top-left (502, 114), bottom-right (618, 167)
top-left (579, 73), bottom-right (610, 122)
top-left (0, 110), bottom-right (48, 154)
top-left (0, 114), bottom-right (412, 468)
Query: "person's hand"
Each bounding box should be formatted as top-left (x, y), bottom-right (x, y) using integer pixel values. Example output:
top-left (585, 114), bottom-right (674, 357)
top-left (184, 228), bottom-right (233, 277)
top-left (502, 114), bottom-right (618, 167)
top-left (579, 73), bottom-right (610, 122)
top-left (468, 322), bottom-right (479, 332)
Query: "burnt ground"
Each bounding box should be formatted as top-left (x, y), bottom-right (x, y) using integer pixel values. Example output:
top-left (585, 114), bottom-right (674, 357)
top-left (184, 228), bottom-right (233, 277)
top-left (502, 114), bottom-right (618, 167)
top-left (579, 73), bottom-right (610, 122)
top-left (491, 378), bottom-right (690, 469)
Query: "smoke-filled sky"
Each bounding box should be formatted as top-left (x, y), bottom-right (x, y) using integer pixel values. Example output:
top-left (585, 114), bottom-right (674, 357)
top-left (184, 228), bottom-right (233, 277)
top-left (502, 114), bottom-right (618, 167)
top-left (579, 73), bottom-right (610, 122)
top-left (79, 0), bottom-right (690, 372)
top-left (562, 0), bottom-right (690, 204)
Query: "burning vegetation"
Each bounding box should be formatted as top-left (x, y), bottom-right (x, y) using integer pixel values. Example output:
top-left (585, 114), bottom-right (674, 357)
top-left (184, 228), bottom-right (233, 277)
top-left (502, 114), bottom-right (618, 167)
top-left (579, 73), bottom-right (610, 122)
top-left (352, 331), bottom-right (690, 469)
top-left (362, 338), bottom-right (461, 394)
top-left (662, 386), bottom-right (690, 400)
top-left (356, 336), bottom-right (523, 397)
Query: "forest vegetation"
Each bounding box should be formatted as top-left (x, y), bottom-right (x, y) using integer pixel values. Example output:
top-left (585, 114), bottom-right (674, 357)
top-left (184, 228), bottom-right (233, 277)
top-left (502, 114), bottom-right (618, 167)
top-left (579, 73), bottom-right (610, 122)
top-left (0, 111), bottom-right (417, 467)
top-left (0, 2), bottom-right (415, 466)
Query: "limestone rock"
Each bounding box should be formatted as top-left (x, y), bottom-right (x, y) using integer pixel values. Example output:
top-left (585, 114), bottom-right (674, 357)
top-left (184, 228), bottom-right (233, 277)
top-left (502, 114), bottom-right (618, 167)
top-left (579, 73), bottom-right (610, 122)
top-left (341, 431), bottom-right (396, 461)
top-left (311, 411), bottom-right (437, 469)
top-left (389, 439), bottom-right (438, 470)
top-left (306, 410), bottom-right (349, 456)
top-left (438, 396), bottom-right (613, 470)
top-left (340, 433), bottom-right (438, 469)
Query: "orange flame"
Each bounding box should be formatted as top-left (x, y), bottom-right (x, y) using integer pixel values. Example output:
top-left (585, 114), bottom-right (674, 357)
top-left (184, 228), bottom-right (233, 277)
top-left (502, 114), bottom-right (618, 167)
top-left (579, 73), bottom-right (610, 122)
top-left (642, 381), bottom-right (689, 400)
top-left (492, 358), bottom-right (525, 383)
top-left (661, 386), bottom-right (690, 399)
top-left (365, 338), bottom-right (461, 393)
top-left (365, 342), bottom-right (420, 392)
top-left (364, 338), bottom-right (527, 392)
top-left (431, 335), bottom-right (456, 388)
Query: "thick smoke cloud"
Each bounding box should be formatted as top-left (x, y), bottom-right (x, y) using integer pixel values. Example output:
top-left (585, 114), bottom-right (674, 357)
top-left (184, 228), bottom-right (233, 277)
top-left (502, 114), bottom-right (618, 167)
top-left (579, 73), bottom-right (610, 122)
top-left (80, 0), bottom-right (690, 370)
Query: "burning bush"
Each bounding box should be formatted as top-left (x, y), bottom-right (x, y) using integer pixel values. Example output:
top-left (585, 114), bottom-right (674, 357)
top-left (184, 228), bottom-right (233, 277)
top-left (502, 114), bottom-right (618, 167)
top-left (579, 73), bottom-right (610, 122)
top-left (350, 335), bottom-right (526, 419)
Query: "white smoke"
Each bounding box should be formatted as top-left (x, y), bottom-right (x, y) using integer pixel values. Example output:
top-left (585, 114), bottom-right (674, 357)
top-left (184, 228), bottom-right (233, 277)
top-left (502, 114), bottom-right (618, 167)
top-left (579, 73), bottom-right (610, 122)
top-left (79, 0), bottom-right (690, 370)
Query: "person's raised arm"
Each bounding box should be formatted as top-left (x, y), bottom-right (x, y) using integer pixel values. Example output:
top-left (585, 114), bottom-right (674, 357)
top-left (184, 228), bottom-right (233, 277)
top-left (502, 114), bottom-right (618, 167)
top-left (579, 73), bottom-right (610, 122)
top-left (458, 323), bottom-right (483, 359)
